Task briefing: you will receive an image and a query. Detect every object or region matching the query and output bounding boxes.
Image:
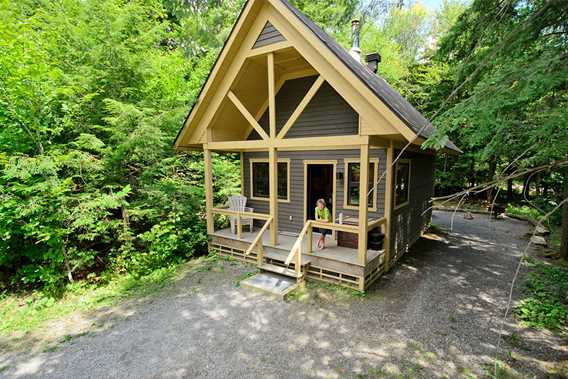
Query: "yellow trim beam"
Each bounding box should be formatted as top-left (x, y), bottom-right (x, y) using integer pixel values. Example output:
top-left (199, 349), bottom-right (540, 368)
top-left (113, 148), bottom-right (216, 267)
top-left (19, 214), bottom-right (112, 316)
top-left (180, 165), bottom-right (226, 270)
top-left (227, 91), bottom-right (270, 140)
top-left (247, 41), bottom-right (293, 58)
top-left (277, 75), bottom-right (325, 139)
top-left (208, 135), bottom-right (369, 151)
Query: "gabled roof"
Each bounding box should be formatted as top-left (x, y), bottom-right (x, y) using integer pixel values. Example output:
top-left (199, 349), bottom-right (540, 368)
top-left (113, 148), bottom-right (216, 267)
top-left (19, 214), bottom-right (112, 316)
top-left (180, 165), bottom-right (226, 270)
top-left (280, 0), bottom-right (459, 152)
top-left (174, 0), bottom-right (460, 153)
top-left (280, 0), bottom-right (461, 152)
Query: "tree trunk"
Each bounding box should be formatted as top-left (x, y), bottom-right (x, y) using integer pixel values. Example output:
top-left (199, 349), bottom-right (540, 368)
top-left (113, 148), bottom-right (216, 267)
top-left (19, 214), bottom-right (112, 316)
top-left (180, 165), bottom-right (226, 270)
top-left (63, 244), bottom-right (74, 283)
top-left (507, 178), bottom-right (513, 202)
top-left (469, 157), bottom-right (476, 187)
top-left (560, 178), bottom-right (568, 260)
top-left (486, 158), bottom-right (497, 202)
top-left (522, 174), bottom-right (532, 200)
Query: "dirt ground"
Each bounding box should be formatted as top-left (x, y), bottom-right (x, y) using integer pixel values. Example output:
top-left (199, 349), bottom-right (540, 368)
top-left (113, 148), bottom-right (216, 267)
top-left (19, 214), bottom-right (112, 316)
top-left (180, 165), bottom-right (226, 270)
top-left (1, 210), bottom-right (566, 378)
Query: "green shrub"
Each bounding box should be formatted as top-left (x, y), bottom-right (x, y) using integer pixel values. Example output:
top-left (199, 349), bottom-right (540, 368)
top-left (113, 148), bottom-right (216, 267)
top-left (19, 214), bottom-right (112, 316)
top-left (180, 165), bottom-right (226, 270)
top-left (516, 297), bottom-right (567, 330)
top-left (126, 213), bottom-right (208, 277)
top-left (515, 261), bottom-right (568, 330)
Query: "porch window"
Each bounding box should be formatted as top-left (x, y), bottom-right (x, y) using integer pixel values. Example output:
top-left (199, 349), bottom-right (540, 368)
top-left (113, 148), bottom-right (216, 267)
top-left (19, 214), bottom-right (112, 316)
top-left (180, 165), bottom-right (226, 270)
top-left (394, 160), bottom-right (411, 208)
top-left (250, 160), bottom-right (289, 201)
top-left (345, 159), bottom-right (377, 210)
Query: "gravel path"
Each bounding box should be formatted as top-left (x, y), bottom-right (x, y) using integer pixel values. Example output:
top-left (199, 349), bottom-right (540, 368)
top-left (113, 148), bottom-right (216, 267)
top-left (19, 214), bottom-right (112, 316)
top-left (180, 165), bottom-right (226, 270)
top-left (2, 210), bottom-right (566, 378)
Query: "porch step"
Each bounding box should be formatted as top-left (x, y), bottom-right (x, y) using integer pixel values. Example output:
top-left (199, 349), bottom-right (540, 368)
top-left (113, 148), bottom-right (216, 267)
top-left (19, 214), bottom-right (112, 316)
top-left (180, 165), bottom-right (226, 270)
top-left (259, 263), bottom-right (303, 279)
top-left (264, 249), bottom-right (312, 266)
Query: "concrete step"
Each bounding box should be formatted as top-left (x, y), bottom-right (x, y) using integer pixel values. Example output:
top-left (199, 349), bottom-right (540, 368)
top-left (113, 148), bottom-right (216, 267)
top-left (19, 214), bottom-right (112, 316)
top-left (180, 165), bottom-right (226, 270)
top-left (240, 272), bottom-right (299, 300)
top-left (259, 263), bottom-right (303, 278)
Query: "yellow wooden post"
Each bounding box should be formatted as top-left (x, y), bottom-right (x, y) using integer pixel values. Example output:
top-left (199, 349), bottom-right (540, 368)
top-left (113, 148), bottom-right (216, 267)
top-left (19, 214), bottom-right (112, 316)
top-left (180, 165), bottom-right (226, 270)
top-left (203, 147), bottom-right (214, 234)
top-left (358, 143), bottom-right (369, 267)
top-left (257, 242), bottom-right (264, 266)
top-left (384, 142), bottom-right (394, 271)
top-left (306, 222), bottom-right (313, 254)
top-left (240, 152), bottom-right (244, 196)
top-left (269, 147), bottom-right (278, 246)
top-left (236, 213), bottom-right (242, 239)
top-left (268, 52), bottom-right (276, 138)
top-left (296, 242), bottom-right (302, 276)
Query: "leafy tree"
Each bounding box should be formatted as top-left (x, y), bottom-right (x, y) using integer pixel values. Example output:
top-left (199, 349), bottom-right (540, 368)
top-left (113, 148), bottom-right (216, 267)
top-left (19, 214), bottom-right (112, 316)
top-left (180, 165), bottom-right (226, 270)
top-left (0, 0), bottom-right (241, 293)
top-left (417, 0), bottom-right (568, 243)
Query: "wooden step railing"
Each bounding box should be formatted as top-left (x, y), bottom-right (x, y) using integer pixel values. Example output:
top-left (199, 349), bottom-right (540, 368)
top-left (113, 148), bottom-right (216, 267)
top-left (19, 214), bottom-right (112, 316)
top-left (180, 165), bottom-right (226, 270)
top-left (284, 219), bottom-right (361, 274)
top-left (284, 220), bottom-right (311, 276)
top-left (244, 216), bottom-right (273, 266)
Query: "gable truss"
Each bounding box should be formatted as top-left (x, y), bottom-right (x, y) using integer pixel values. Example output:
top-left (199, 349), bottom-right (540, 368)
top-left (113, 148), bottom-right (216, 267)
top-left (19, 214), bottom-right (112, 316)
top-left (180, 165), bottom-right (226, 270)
top-left (176, 0), bottom-right (414, 150)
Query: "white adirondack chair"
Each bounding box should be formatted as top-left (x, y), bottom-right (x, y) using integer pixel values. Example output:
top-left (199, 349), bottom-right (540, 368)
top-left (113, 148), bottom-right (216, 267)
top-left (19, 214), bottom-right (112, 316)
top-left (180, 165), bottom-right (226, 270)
top-left (228, 195), bottom-right (254, 235)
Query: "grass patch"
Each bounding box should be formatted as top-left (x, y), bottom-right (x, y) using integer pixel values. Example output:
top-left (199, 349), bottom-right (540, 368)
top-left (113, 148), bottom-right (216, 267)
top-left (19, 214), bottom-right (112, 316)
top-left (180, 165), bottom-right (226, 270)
top-left (234, 270), bottom-right (258, 287)
top-left (0, 254), bottom-right (220, 336)
top-left (483, 359), bottom-right (521, 379)
top-left (502, 332), bottom-right (523, 349)
top-left (515, 259), bottom-right (568, 331)
top-left (287, 281), bottom-right (366, 302)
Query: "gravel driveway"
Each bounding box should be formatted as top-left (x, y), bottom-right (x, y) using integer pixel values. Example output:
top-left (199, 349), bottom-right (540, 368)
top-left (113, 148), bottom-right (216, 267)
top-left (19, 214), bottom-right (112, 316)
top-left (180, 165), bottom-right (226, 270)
top-left (2, 210), bottom-right (566, 378)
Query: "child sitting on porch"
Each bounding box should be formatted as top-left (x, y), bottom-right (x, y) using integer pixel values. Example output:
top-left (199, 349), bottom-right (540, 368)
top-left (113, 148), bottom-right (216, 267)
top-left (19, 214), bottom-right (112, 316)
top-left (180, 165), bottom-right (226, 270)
top-left (315, 198), bottom-right (332, 250)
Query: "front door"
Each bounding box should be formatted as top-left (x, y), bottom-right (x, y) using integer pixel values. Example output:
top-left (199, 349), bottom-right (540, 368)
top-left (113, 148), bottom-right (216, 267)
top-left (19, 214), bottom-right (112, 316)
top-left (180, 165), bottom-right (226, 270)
top-left (306, 164), bottom-right (334, 222)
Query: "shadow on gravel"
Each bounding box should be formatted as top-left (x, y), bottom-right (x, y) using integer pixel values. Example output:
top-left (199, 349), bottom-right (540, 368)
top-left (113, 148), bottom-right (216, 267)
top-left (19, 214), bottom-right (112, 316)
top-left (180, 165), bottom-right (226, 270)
top-left (3, 211), bottom-right (566, 378)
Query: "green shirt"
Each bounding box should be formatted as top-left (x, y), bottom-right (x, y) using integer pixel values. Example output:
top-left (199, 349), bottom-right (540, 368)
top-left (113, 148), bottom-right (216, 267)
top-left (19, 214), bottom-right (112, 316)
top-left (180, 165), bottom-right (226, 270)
top-left (315, 206), bottom-right (331, 222)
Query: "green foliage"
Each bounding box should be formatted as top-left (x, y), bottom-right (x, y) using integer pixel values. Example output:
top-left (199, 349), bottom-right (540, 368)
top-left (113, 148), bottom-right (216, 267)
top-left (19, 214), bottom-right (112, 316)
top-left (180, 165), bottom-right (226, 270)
top-left (516, 260), bottom-right (568, 330)
top-left (506, 205), bottom-right (544, 223)
top-left (0, 0), bottom-right (241, 294)
top-left (291, 0), bottom-right (358, 39)
top-left (415, 0), bottom-right (568, 198)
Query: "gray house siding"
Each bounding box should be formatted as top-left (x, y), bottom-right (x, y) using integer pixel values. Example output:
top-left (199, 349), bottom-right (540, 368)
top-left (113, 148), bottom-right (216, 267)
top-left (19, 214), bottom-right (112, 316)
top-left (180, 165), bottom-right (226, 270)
top-left (243, 149), bottom-right (386, 234)
top-left (253, 22), bottom-right (285, 49)
top-left (248, 76), bottom-right (358, 140)
top-left (390, 151), bottom-right (435, 261)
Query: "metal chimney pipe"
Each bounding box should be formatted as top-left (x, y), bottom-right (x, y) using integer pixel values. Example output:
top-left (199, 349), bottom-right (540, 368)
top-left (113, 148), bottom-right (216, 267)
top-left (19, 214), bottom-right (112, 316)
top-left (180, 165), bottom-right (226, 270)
top-left (366, 52), bottom-right (381, 74)
top-left (350, 19), bottom-right (361, 62)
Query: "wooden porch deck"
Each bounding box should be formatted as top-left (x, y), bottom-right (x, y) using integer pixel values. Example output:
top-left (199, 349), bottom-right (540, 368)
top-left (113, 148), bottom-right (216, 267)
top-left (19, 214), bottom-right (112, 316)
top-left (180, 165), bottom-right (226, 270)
top-left (210, 227), bottom-right (385, 290)
top-left (213, 227), bottom-right (382, 265)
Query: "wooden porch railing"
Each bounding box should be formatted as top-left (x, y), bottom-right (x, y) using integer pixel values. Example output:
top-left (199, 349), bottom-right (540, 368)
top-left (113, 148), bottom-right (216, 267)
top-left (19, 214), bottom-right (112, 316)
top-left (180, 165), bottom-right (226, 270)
top-left (244, 216), bottom-right (273, 265)
top-left (210, 207), bottom-right (270, 239)
top-left (284, 220), bottom-right (360, 272)
top-left (284, 217), bottom-right (387, 272)
top-left (367, 217), bottom-right (387, 232)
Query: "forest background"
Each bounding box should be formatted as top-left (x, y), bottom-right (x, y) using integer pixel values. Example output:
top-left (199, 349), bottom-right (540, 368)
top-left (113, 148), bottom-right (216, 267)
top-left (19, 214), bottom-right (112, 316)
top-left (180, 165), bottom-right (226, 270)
top-left (1, 0), bottom-right (566, 298)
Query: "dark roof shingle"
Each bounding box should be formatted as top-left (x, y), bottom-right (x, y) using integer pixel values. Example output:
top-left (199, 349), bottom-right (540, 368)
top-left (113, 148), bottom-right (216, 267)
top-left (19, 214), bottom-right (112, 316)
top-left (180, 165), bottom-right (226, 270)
top-left (280, 0), bottom-right (460, 152)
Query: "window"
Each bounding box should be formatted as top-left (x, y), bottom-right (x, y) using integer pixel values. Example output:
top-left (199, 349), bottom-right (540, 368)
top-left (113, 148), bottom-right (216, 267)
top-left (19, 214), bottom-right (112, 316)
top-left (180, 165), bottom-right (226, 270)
top-left (394, 160), bottom-right (410, 208)
top-left (344, 159), bottom-right (378, 210)
top-left (250, 159), bottom-right (289, 201)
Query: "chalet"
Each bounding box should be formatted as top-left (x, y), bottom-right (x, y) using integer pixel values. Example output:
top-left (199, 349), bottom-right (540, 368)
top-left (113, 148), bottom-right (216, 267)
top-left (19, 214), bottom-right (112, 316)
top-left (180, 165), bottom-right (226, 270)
top-left (174, 0), bottom-right (460, 293)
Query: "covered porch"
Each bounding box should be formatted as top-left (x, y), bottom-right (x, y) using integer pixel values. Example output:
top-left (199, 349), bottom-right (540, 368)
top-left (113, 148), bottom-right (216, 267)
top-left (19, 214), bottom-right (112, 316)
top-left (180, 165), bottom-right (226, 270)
top-left (206, 149), bottom-right (393, 291)
top-left (211, 225), bottom-right (386, 290)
